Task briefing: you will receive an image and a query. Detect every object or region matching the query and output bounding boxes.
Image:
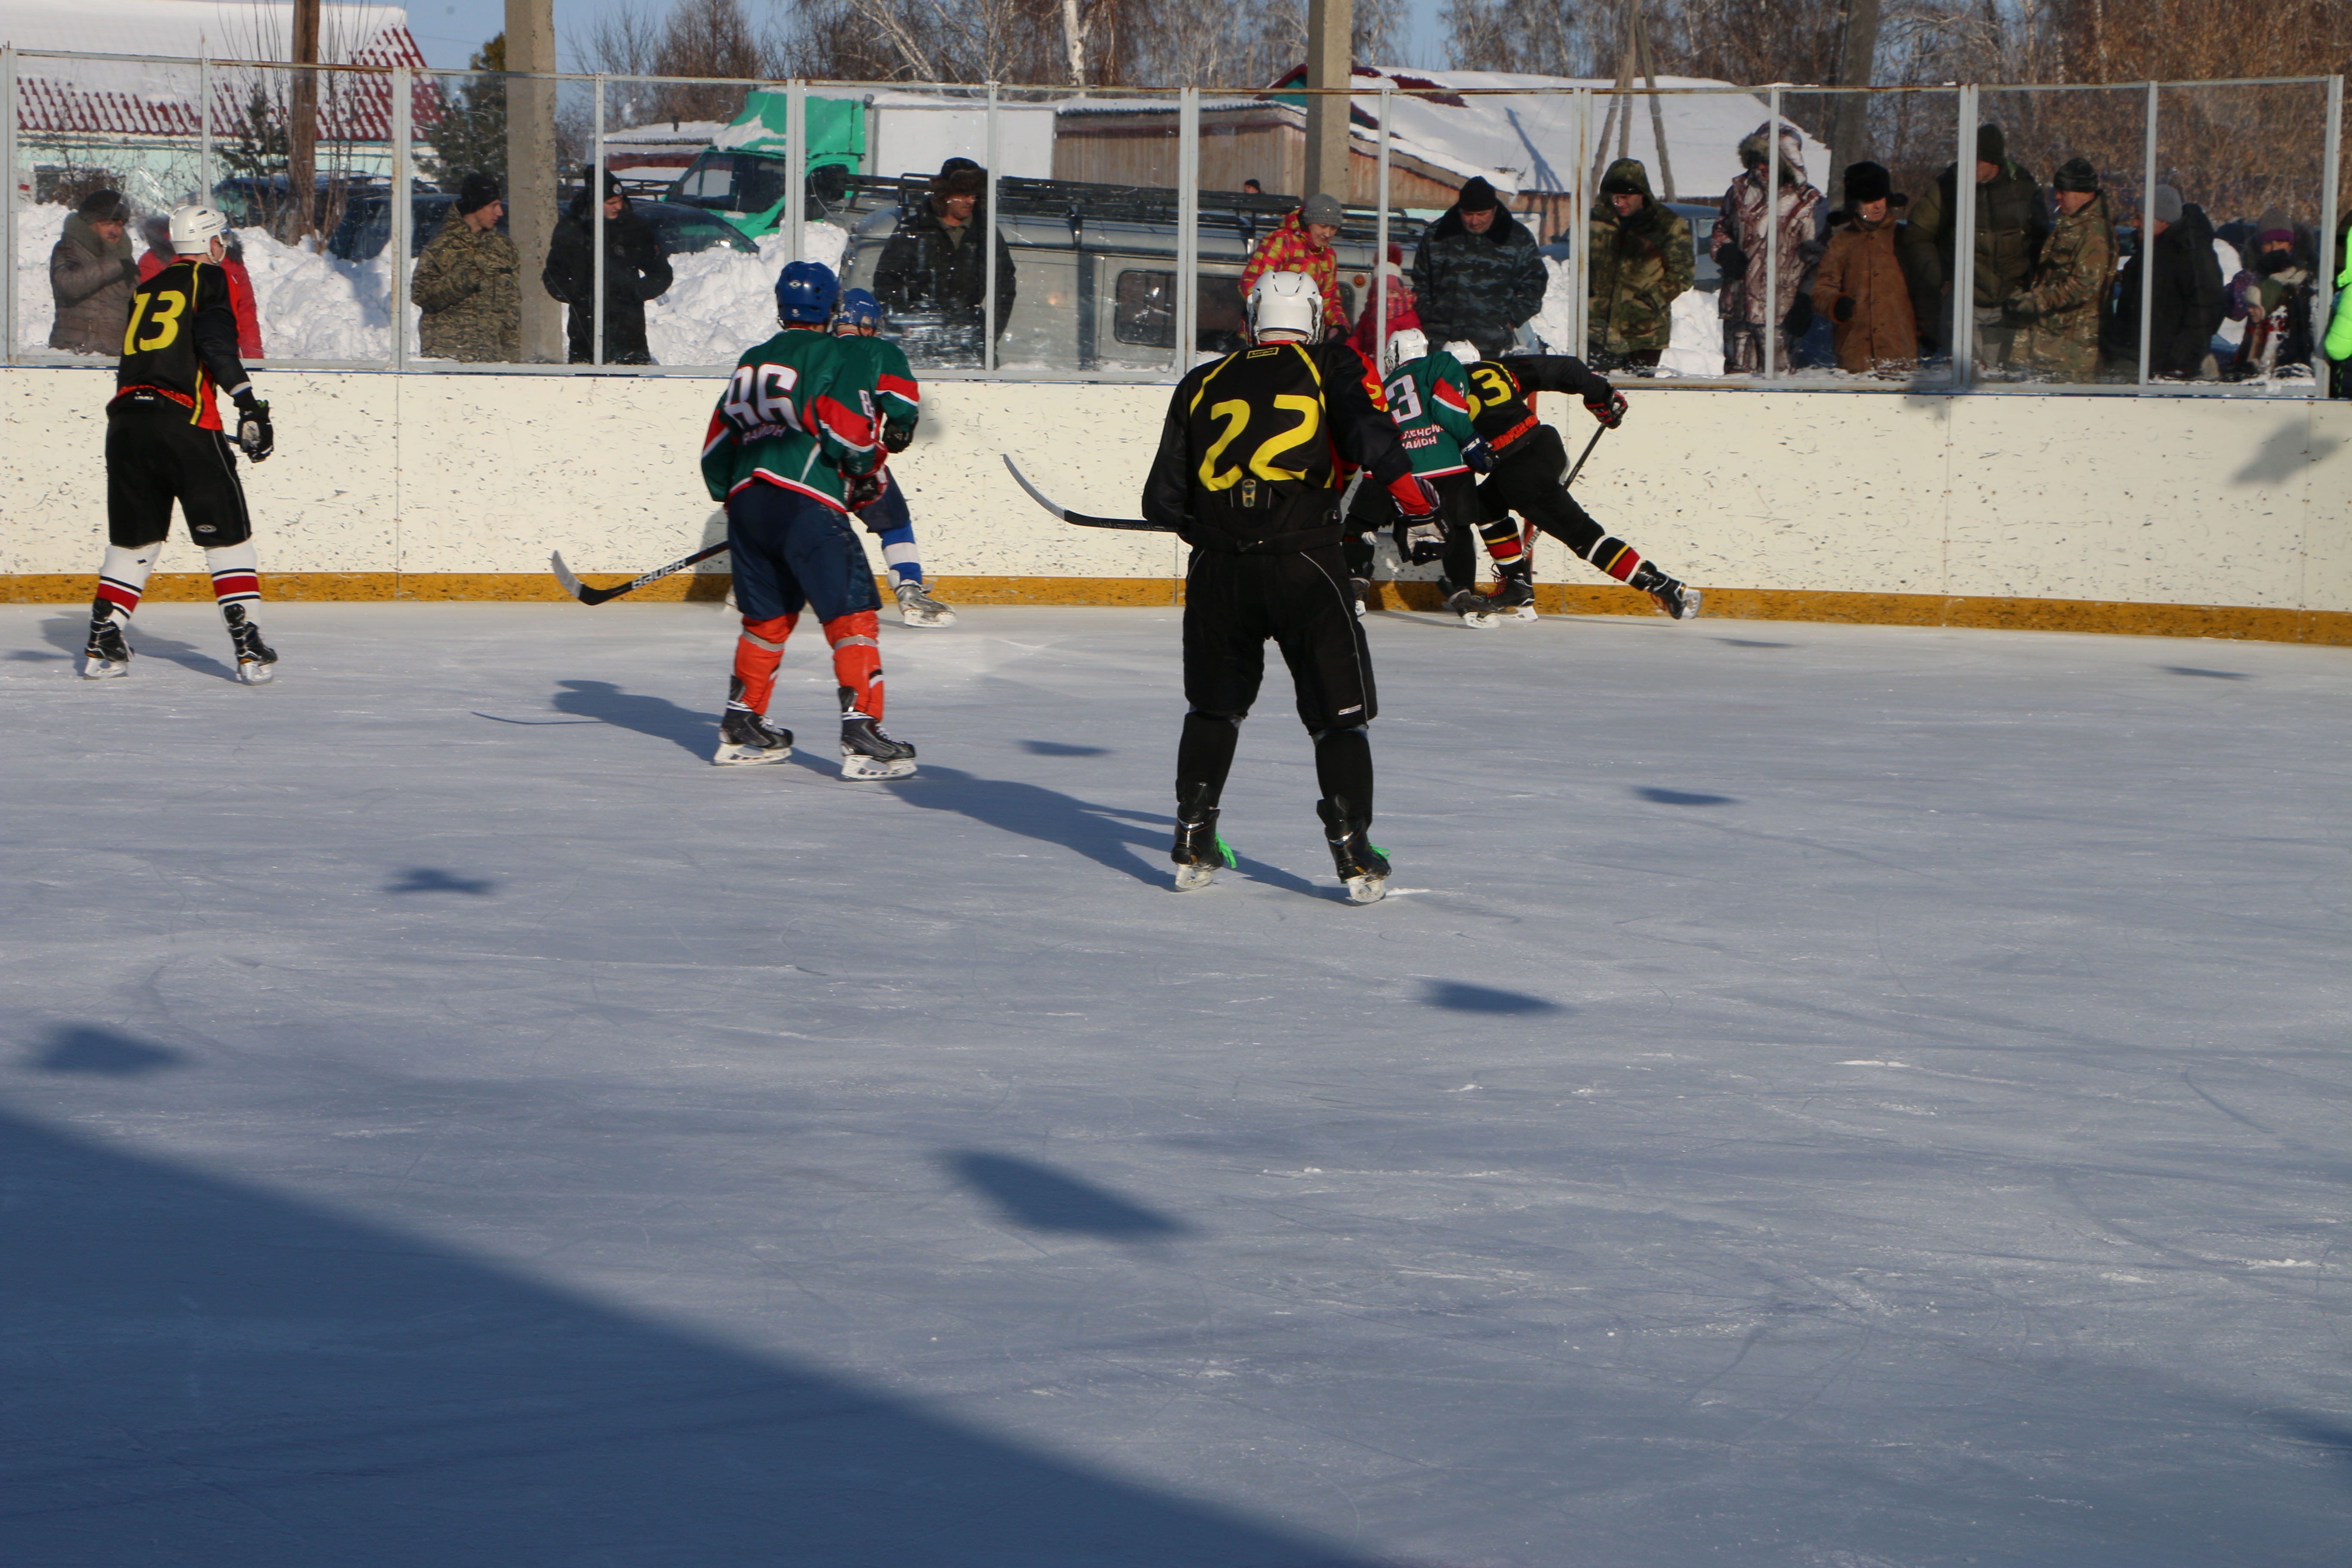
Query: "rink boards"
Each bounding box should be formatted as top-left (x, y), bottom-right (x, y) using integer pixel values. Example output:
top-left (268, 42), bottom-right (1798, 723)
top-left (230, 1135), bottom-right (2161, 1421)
top-left (3, 367), bottom-right (2347, 645)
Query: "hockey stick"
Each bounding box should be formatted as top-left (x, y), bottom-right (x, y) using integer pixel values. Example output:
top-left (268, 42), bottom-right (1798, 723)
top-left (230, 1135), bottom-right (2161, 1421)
top-left (549, 542), bottom-right (730, 606)
top-left (1001, 455), bottom-right (1173, 533)
top-left (1562, 423), bottom-right (1608, 490)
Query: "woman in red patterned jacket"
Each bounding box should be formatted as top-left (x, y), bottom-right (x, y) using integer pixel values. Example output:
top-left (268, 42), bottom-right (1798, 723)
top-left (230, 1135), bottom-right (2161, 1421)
top-left (1238, 192), bottom-right (1348, 340)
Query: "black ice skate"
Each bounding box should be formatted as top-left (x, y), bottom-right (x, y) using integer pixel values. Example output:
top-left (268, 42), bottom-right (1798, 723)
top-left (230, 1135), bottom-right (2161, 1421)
top-left (1348, 576), bottom-right (1371, 618)
top-left (713, 706), bottom-right (793, 766)
top-left (1441, 583), bottom-right (1501, 630)
top-left (894, 578), bottom-right (957, 628)
top-left (839, 688), bottom-right (916, 780)
top-left (1489, 569), bottom-right (1538, 622)
top-left (1629, 563), bottom-right (1702, 621)
top-left (1170, 784), bottom-right (1237, 892)
top-left (1316, 795), bottom-right (1391, 904)
top-left (81, 606), bottom-right (131, 680)
top-left (223, 604), bottom-right (276, 684)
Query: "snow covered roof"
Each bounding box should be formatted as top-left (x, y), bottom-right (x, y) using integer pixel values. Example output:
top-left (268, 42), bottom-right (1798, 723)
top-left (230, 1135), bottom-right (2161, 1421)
top-left (4, 0), bottom-right (427, 141)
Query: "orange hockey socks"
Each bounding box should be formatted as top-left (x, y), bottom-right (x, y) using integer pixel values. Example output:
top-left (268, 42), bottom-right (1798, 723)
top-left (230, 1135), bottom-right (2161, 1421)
top-left (729, 612), bottom-right (798, 713)
top-left (824, 611), bottom-right (884, 718)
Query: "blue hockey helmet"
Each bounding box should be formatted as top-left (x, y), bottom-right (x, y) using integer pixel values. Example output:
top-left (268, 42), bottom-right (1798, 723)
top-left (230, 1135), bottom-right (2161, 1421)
top-left (834, 287), bottom-right (885, 333)
top-left (775, 260), bottom-right (840, 325)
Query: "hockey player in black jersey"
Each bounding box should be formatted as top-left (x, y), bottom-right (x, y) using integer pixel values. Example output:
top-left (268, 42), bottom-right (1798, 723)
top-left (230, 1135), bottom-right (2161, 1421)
top-left (1143, 271), bottom-right (1439, 903)
top-left (1441, 341), bottom-right (1701, 621)
top-left (82, 204), bottom-right (279, 682)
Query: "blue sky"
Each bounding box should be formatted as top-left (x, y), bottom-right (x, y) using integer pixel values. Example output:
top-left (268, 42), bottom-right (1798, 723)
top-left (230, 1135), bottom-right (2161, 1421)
top-left (402, 0), bottom-right (1452, 74)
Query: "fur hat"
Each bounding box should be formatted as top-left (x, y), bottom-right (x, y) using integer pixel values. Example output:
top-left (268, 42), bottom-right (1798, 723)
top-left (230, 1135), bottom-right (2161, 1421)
top-left (2052, 157), bottom-right (2098, 194)
top-left (458, 172), bottom-right (502, 215)
top-left (1455, 177), bottom-right (1498, 213)
top-left (77, 189), bottom-right (130, 224)
top-left (2151, 184), bottom-right (2184, 225)
top-left (938, 167), bottom-right (986, 199)
top-left (1844, 161), bottom-right (1892, 205)
top-left (1977, 122), bottom-right (2006, 165)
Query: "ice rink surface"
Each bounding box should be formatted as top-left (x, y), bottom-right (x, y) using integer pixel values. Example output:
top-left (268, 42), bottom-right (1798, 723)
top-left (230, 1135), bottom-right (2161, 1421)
top-left (2, 600), bottom-right (2346, 1567)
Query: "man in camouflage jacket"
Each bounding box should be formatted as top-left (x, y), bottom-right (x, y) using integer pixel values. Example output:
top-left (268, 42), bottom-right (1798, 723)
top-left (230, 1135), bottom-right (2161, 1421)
top-left (1901, 122), bottom-right (2050, 368)
top-left (1412, 177), bottom-right (1548, 358)
top-left (1586, 158), bottom-right (1693, 371)
top-left (2006, 158), bottom-right (2116, 384)
top-left (410, 174), bottom-right (520, 363)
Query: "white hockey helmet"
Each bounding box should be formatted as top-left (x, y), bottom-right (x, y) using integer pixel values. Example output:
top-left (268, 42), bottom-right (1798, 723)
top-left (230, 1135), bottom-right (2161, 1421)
top-left (1442, 339), bottom-right (1481, 364)
top-left (1381, 326), bottom-right (1429, 376)
top-left (168, 204), bottom-right (230, 255)
top-left (1247, 270), bottom-right (1323, 342)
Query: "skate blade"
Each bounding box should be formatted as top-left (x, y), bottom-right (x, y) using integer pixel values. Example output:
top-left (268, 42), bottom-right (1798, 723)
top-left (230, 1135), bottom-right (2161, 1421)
top-left (839, 753), bottom-right (916, 781)
top-left (1508, 604), bottom-right (1539, 622)
top-left (236, 661), bottom-right (275, 685)
top-left (1457, 612), bottom-right (1501, 630)
top-left (80, 659), bottom-right (129, 679)
top-left (1344, 873), bottom-right (1389, 904)
top-left (713, 743), bottom-right (793, 766)
top-left (1678, 588), bottom-right (1704, 621)
top-left (1173, 863), bottom-right (1217, 891)
top-left (900, 608), bottom-right (957, 628)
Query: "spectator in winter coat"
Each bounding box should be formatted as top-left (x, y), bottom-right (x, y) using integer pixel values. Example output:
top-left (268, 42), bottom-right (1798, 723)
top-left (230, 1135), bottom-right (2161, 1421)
top-left (2101, 185), bottom-right (2225, 379)
top-left (1809, 161), bottom-right (1916, 375)
top-left (1586, 157), bottom-right (1693, 373)
top-left (48, 189), bottom-right (137, 355)
top-left (1412, 176), bottom-right (1547, 359)
top-left (2225, 207), bottom-right (2318, 380)
top-left (1900, 122), bottom-right (2051, 369)
top-left (1349, 246), bottom-right (1420, 360)
top-left (872, 163), bottom-right (1017, 345)
top-left (542, 169), bottom-right (673, 365)
top-left (1708, 122), bottom-right (1825, 374)
top-left (137, 214), bottom-right (263, 359)
top-left (411, 173), bottom-right (521, 362)
top-left (1239, 193), bottom-right (1350, 340)
top-left (2006, 157), bottom-right (2116, 384)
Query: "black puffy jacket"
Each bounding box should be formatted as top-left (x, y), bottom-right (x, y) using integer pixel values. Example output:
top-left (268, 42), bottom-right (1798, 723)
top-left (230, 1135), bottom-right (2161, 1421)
top-left (542, 185), bottom-right (673, 365)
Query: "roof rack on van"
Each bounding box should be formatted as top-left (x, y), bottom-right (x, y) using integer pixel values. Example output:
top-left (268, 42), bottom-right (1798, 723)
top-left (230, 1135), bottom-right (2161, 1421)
top-left (822, 172), bottom-right (1426, 248)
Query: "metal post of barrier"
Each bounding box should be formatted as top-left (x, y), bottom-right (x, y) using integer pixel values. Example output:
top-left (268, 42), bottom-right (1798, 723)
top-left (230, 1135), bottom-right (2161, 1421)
top-left (1375, 88), bottom-right (1391, 376)
top-left (2138, 80), bottom-right (2157, 390)
top-left (983, 82), bottom-right (999, 375)
top-left (1764, 85), bottom-right (1780, 380)
top-left (1951, 85), bottom-right (1978, 389)
top-left (786, 79), bottom-right (806, 267)
top-left (1177, 87), bottom-right (1200, 374)
top-left (1, 48), bottom-right (16, 366)
top-left (2315, 75), bottom-right (2342, 389)
top-left (1571, 86), bottom-right (1588, 359)
top-left (592, 75), bottom-right (606, 368)
top-left (391, 64), bottom-right (410, 371)
top-left (198, 55), bottom-right (212, 196)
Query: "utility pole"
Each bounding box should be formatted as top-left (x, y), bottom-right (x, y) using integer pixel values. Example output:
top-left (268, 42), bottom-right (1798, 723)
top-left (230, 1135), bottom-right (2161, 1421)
top-left (1303, 0), bottom-right (1352, 202)
top-left (1826, 0), bottom-right (1884, 208)
top-left (286, 0), bottom-right (319, 238)
top-left (506, 0), bottom-right (562, 362)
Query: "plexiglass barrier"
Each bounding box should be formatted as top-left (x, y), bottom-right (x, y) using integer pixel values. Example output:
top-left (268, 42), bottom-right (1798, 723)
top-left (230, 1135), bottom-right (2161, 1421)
top-left (3, 49), bottom-right (2341, 393)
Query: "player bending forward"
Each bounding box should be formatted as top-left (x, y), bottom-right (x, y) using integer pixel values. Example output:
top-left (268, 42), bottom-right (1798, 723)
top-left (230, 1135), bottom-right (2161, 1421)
top-left (1343, 328), bottom-right (1507, 627)
top-left (701, 261), bottom-right (917, 778)
top-left (82, 204), bottom-right (279, 682)
top-left (831, 288), bottom-right (956, 628)
top-left (1144, 272), bottom-right (1438, 904)
top-left (1442, 342), bottom-right (1701, 621)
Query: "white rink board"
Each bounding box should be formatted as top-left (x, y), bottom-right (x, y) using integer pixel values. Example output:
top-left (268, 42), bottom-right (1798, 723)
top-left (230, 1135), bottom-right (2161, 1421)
top-left (3, 366), bottom-right (2347, 613)
top-left (0, 602), bottom-right (2345, 1566)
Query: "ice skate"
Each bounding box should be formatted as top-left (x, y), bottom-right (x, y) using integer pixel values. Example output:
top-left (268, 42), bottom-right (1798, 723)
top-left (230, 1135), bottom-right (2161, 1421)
top-left (1348, 576), bottom-right (1370, 618)
top-left (1170, 788), bottom-right (1236, 891)
top-left (223, 604), bottom-right (276, 684)
top-left (1630, 564), bottom-right (1702, 621)
top-left (712, 707), bottom-right (793, 766)
top-left (81, 610), bottom-right (131, 679)
top-left (1442, 584), bottom-right (1501, 629)
top-left (1489, 570), bottom-right (1538, 622)
top-left (839, 713), bottom-right (917, 780)
top-left (1316, 796), bottom-right (1391, 904)
top-left (894, 578), bottom-right (957, 628)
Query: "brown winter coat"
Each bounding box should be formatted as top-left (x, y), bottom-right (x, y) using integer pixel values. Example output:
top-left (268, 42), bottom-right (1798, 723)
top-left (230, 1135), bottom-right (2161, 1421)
top-left (1811, 213), bottom-right (1917, 373)
top-left (49, 213), bottom-right (137, 355)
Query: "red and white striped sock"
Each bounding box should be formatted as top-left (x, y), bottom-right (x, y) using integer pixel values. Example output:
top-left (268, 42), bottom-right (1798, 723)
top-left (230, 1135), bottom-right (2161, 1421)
top-left (95, 543), bottom-right (160, 619)
top-left (204, 542), bottom-right (262, 615)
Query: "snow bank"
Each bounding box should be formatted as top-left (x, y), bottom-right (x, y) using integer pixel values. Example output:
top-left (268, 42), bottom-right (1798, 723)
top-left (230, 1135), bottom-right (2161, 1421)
top-left (12, 202), bottom-right (72, 353)
top-left (643, 223), bottom-right (846, 368)
top-left (1530, 253), bottom-right (1724, 376)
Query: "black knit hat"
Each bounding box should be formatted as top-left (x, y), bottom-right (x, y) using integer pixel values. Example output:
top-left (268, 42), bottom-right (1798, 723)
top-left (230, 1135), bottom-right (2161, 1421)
top-left (2052, 157), bottom-right (2098, 193)
top-left (457, 172), bottom-right (502, 214)
top-left (1977, 122), bottom-right (2006, 165)
top-left (1844, 161), bottom-right (1892, 205)
top-left (1456, 176), bottom-right (1498, 212)
top-left (77, 188), bottom-right (130, 223)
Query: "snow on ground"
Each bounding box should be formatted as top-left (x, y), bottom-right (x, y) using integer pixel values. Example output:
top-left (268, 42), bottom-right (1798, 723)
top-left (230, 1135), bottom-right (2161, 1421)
top-left (644, 222), bottom-right (847, 367)
top-left (1533, 252), bottom-right (1725, 375)
top-left (2, 600), bottom-right (2346, 1565)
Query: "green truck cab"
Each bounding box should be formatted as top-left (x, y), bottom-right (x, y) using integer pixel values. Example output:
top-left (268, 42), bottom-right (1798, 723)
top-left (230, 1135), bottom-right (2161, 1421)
top-left (665, 90), bottom-right (867, 241)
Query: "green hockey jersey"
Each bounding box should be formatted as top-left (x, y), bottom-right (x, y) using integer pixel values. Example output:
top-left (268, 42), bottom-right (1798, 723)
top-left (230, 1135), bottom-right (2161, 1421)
top-left (700, 327), bottom-right (879, 510)
top-left (1380, 349), bottom-right (1482, 477)
top-left (827, 333), bottom-right (920, 438)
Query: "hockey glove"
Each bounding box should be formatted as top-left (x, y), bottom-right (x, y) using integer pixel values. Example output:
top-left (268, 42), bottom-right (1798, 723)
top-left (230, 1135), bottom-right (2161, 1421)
top-left (233, 395), bottom-right (274, 462)
top-left (882, 418), bottom-right (916, 454)
top-left (845, 468), bottom-right (887, 511)
top-left (1714, 241), bottom-right (1747, 277)
top-left (1386, 472), bottom-right (1439, 521)
top-left (1585, 390), bottom-right (1628, 429)
top-left (1459, 435), bottom-right (1496, 474)
top-left (1833, 295), bottom-right (1857, 324)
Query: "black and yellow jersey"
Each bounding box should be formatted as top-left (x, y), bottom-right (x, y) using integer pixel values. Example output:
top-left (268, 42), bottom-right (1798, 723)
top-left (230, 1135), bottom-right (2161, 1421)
top-left (110, 256), bottom-right (252, 432)
top-left (1142, 339), bottom-right (1412, 551)
top-left (1457, 354), bottom-right (1611, 458)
